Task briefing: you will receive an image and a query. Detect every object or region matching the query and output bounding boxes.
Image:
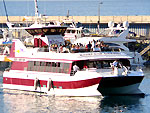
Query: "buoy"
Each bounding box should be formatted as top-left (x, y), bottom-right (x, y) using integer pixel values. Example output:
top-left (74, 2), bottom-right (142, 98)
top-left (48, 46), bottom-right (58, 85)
top-left (47, 78), bottom-right (52, 91)
top-left (34, 78), bottom-right (39, 90)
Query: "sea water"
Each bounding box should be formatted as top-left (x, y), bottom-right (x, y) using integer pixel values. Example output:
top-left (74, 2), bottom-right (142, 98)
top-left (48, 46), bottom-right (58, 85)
top-left (0, 66), bottom-right (150, 113)
top-left (0, 0), bottom-right (150, 16)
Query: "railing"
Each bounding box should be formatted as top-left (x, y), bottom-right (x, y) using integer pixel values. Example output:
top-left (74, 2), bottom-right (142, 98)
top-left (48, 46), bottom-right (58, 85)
top-left (140, 44), bottom-right (150, 56)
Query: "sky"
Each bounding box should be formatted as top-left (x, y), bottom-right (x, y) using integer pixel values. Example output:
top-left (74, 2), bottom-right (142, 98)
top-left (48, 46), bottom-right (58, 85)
top-left (0, 0), bottom-right (100, 1)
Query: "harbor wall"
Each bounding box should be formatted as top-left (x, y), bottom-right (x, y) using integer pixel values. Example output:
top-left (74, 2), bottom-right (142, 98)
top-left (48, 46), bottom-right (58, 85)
top-left (1, 16), bottom-right (150, 37)
top-left (1, 16), bottom-right (150, 23)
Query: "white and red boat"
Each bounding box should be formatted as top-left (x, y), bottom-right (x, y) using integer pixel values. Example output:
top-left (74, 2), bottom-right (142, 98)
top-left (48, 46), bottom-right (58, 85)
top-left (2, 22), bottom-right (144, 96)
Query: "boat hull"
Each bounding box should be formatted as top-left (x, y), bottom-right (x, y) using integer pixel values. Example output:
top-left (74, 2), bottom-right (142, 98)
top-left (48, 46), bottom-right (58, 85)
top-left (3, 71), bottom-right (102, 96)
top-left (97, 76), bottom-right (144, 96)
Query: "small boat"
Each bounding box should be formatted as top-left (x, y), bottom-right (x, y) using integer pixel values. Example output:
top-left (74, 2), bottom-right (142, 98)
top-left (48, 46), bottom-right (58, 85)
top-left (2, 22), bottom-right (144, 96)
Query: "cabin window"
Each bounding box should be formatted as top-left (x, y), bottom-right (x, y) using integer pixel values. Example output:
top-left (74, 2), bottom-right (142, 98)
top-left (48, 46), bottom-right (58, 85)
top-left (79, 30), bottom-right (81, 34)
top-left (27, 61), bottom-right (34, 71)
top-left (67, 30), bottom-right (71, 33)
top-left (39, 62), bottom-right (46, 72)
top-left (43, 29), bottom-right (48, 33)
top-left (59, 29), bottom-right (62, 32)
top-left (57, 63), bottom-right (63, 73)
top-left (45, 62), bottom-right (52, 72)
top-left (62, 29), bottom-right (66, 33)
top-left (72, 30), bottom-right (75, 33)
top-left (34, 61), bottom-right (40, 66)
top-left (51, 62), bottom-right (57, 72)
top-left (27, 61), bottom-right (70, 74)
top-left (51, 29), bottom-right (56, 32)
top-left (63, 63), bottom-right (70, 74)
top-left (33, 61), bottom-right (40, 71)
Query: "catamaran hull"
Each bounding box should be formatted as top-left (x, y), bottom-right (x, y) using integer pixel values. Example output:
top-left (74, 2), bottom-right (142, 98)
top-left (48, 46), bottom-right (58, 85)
top-left (3, 71), bottom-right (144, 96)
top-left (97, 76), bottom-right (144, 96)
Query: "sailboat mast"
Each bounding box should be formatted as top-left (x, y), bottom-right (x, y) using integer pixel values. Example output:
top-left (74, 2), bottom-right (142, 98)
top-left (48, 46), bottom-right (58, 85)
top-left (34, 0), bottom-right (39, 23)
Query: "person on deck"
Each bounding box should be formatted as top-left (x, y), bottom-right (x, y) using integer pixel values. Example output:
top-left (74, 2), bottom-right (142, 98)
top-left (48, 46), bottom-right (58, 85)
top-left (112, 60), bottom-right (118, 71)
top-left (73, 63), bottom-right (80, 74)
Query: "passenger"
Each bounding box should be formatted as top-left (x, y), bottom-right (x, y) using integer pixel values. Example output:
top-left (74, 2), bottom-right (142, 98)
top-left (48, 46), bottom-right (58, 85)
top-left (83, 63), bottom-right (88, 70)
top-left (73, 63), bottom-right (80, 74)
top-left (97, 40), bottom-right (101, 45)
top-left (91, 39), bottom-right (96, 49)
top-left (87, 41), bottom-right (92, 51)
top-left (111, 60), bottom-right (118, 71)
top-left (112, 60), bottom-right (122, 70)
top-left (71, 44), bottom-right (76, 53)
top-left (112, 60), bottom-right (118, 67)
top-left (93, 45), bottom-right (101, 52)
top-left (58, 44), bottom-right (63, 53)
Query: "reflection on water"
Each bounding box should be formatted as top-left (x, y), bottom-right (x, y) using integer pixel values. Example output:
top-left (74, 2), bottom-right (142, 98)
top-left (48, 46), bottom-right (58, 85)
top-left (100, 96), bottom-right (144, 113)
top-left (1, 91), bottom-right (147, 113)
top-left (2, 90), bottom-right (103, 113)
top-left (1, 66), bottom-right (150, 113)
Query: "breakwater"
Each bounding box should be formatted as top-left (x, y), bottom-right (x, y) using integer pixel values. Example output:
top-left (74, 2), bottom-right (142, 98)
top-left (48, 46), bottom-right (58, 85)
top-left (1, 16), bottom-right (150, 23)
top-left (1, 16), bottom-right (150, 37)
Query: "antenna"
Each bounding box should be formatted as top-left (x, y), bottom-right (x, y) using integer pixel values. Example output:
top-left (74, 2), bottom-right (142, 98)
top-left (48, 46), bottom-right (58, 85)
top-left (66, 10), bottom-right (69, 18)
top-left (2, 0), bottom-right (9, 22)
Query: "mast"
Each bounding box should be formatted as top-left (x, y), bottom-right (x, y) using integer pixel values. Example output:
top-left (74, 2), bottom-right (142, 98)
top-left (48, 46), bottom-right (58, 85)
top-left (2, 0), bottom-right (9, 22)
top-left (34, 0), bottom-right (39, 24)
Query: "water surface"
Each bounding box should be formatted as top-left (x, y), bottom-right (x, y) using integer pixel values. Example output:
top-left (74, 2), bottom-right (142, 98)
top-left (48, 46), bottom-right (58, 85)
top-left (0, 66), bottom-right (150, 113)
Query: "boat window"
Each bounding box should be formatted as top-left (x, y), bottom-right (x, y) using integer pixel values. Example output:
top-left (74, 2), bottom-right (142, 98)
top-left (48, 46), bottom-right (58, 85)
top-left (72, 30), bottom-right (75, 33)
top-left (110, 47), bottom-right (124, 52)
top-left (27, 61), bottom-right (34, 71)
top-left (104, 43), bottom-right (120, 46)
top-left (46, 62), bottom-right (51, 66)
top-left (63, 63), bottom-right (70, 74)
top-left (40, 62), bottom-right (46, 66)
top-left (67, 30), bottom-right (71, 33)
top-left (26, 27), bottom-right (67, 36)
top-left (86, 61), bottom-right (104, 69)
top-left (43, 29), bottom-right (48, 33)
top-left (45, 62), bottom-right (52, 72)
top-left (51, 29), bottom-right (56, 33)
top-left (39, 61), bottom-right (46, 72)
top-left (57, 63), bottom-right (63, 73)
top-left (34, 61), bottom-right (40, 66)
top-left (51, 62), bottom-right (57, 72)
top-left (27, 61), bottom-right (70, 74)
top-left (78, 30), bottom-right (81, 34)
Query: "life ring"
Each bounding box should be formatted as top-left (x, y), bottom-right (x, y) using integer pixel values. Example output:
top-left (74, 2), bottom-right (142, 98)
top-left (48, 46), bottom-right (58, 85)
top-left (47, 78), bottom-right (52, 91)
top-left (34, 78), bottom-right (39, 90)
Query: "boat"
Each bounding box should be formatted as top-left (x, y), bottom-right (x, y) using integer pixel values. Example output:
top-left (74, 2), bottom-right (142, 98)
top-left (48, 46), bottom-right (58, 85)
top-left (72, 21), bottom-right (145, 66)
top-left (2, 21), bottom-right (144, 96)
top-left (63, 19), bottom-right (93, 43)
top-left (2, 0), bottom-right (144, 96)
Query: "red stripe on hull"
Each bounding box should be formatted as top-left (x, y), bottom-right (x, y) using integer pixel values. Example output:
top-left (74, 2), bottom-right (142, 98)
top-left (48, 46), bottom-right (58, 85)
top-left (3, 77), bottom-right (102, 89)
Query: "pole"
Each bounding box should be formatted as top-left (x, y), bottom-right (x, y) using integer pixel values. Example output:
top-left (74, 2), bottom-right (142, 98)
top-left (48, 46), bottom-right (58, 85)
top-left (2, 0), bottom-right (9, 22)
top-left (34, 0), bottom-right (39, 23)
top-left (97, 2), bottom-right (103, 34)
top-left (97, 4), bottom-right (100, 34)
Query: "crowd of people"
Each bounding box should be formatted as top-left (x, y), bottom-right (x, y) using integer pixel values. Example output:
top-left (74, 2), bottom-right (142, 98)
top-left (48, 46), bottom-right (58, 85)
top-left (46, 39), bottom-right (110, 53)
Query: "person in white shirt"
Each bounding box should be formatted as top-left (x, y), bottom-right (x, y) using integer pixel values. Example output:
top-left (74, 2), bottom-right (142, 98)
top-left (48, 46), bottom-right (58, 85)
top-left (112, 60), bottom-right (118, 67)
top-left (73, 64), bottom-right (80, 74)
